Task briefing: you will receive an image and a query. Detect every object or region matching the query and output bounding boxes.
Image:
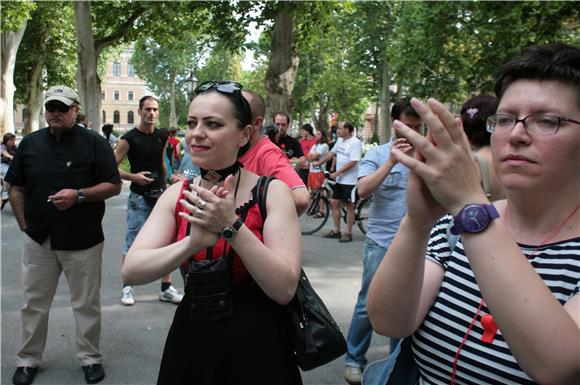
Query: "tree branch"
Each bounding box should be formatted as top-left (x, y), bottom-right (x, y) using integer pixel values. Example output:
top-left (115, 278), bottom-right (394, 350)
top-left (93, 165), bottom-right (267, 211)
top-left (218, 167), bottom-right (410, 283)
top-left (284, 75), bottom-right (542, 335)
top-left (94, 5), bottom-right (147, 56)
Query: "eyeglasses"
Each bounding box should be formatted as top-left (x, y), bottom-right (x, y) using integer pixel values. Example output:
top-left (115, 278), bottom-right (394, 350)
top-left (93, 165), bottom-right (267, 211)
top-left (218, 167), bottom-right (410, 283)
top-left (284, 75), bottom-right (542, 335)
top-left (486, 114), bottom-right (580, 136)
top-left (195, 80), bottom-right (243, 95)
top-left (45, 103), bottom-right (75, 113)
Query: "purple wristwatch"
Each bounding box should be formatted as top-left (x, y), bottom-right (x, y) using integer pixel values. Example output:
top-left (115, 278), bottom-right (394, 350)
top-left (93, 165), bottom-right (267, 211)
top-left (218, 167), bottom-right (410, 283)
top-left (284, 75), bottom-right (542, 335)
top-left (450, 204), bottom-right (499, 235)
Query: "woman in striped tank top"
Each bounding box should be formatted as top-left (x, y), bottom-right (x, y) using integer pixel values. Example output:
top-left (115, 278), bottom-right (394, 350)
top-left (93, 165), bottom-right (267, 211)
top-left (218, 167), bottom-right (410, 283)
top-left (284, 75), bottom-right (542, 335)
top-left (367, 44), bottom-right (580, 385)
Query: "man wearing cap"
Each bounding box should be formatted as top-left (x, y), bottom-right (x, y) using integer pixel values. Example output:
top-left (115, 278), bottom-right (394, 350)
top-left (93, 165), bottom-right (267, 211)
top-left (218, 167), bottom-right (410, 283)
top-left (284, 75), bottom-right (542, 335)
top-left (5, 85), bottom-right (122, 385)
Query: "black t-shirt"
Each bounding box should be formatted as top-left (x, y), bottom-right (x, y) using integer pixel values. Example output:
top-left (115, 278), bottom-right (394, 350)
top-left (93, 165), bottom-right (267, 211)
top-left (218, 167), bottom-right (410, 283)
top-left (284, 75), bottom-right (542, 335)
top-left (277, 135), bottom-right (303, 159)
top-left (5, 125), bottom-right (121, 250)
top-left (121, 128), bottom-right (167, 196)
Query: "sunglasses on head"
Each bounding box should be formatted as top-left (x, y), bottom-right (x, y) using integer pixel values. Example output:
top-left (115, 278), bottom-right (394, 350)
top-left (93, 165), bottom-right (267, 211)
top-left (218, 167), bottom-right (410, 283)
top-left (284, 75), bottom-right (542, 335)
top-left (195, 80), bottom-right (243, 95)
top-left (194, 80), bottom-right (252, 125)
top-left (45, 103), bottom-right (74, 113)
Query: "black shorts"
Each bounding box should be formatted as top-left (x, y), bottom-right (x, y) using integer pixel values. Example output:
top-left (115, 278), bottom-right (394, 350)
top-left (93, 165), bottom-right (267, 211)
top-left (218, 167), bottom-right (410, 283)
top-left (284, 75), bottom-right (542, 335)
top-left (332, 183), bottom-right (355, 203)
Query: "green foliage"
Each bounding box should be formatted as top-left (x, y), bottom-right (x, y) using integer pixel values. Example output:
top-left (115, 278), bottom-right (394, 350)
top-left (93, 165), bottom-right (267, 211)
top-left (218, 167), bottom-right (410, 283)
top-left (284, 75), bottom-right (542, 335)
top-left (13, 1), bottom-right (76, 103)
top-left (0, 0), bottom-right (35, 32)
top-left (196, 42), bottom-right (244, 83)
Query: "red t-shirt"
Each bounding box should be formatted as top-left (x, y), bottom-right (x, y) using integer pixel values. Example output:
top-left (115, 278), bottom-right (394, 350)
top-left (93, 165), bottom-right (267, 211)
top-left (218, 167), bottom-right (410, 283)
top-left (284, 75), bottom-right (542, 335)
top-left (239, 136), bottom-right (305, 189)
top-left (174, 180), bottom-right (264, 283)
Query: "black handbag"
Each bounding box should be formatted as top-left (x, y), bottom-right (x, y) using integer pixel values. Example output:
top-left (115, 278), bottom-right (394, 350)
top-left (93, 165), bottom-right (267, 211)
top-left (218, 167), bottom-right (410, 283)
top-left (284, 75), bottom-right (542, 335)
top-left (184, 254), bottom-right (234, 322)
top-left (256, 176), bottom-right (347, 370)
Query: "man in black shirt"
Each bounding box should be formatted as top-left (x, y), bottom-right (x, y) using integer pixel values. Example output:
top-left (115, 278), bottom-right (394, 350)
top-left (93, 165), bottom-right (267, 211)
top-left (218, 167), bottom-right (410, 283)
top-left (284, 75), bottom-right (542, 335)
top-left (114, 96), bottom-right (183, 306)
top-left (6, 85), bottom-right (122, 385)
top-left (273, 112), bottom-right (305, 167)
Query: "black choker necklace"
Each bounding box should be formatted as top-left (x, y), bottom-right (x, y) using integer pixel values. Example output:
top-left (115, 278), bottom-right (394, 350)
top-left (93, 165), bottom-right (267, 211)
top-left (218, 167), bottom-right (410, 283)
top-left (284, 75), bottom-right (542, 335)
top-left (200, 161), bottom-right (242, 184)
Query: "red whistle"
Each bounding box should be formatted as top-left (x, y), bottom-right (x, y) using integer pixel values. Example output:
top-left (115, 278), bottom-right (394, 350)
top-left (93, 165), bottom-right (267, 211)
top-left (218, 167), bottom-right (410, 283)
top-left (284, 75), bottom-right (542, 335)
top-left (481, 314), bottom-right (498, 344)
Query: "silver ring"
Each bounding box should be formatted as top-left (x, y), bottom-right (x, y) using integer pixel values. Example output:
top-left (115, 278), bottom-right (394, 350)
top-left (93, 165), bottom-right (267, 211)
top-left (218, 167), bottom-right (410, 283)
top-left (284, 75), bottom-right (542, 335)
top-left (198, 199), bottom-right (206, 209)
top-left (195, 208), bottom-right (203, 218)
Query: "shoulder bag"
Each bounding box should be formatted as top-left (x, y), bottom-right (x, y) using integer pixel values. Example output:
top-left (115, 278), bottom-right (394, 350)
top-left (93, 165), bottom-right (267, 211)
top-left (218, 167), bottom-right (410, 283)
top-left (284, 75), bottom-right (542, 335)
top-left (256, 176), bottom-right (347, 371)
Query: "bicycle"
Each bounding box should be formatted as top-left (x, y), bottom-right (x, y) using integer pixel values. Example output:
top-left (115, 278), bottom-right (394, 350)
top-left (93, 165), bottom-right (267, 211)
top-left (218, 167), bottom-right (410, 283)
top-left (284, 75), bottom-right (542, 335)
top-left (301, 173), bottom-right (370, 236)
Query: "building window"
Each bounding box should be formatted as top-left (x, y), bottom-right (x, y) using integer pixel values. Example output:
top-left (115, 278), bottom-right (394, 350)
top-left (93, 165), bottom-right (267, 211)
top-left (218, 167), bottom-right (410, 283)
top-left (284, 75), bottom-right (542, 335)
top-left (23, 108), bottom-right (28, 121)
top-left (113, 61), bottom-right (121, 77)
top-left (100, 92), bottom-right (105, 100)
top-left (114, 91), bottom-right (120, 101)
top-left (128, 111), bottom-right (134, 124)
top-left (128, 62), bottom-right (135, 77)
top-left (102, 110), bottom-right (106, 123)
top-left (128, 91), bottom-right (134, 101)
top-left (113, 111), bottom-right (120, 124)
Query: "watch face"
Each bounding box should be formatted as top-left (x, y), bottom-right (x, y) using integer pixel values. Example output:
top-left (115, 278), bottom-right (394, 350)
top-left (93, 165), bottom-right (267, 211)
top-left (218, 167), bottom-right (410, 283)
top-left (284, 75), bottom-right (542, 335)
top-left (222, 228), bottom-right (234, 239)
top-left (461, 205), bottom-right (490, 233)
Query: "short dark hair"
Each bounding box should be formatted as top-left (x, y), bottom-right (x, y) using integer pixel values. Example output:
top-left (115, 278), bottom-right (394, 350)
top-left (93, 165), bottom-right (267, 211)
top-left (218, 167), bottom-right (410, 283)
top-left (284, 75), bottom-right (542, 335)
top-left (273, 112), bottom-right (290, 125)
top-left (76, 113), bottom-right (87, 123)
top-left (342, 121), bottom-right (355, 133)
top-left (495, 44), bottom-right (580, 105)
top-left (460, 95), bottom-right (498, 148)
top-left (139, 95), bottom-right (159, 110)
top-left (3, 132), bottom-right (16, 145)
top-left (102, 124), bottom-right (114, 133)
top-left (391, 97), bottom-right (419, 121)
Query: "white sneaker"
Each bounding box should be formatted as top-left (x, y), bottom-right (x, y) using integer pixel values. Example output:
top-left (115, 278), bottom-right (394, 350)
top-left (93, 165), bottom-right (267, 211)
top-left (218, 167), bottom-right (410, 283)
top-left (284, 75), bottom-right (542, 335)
top-left (121, 286), bottom-right (135, 306)
top-left (344, 366), bottom-right (362, 385)
top-left (159, 285), bottom-right (183, 304)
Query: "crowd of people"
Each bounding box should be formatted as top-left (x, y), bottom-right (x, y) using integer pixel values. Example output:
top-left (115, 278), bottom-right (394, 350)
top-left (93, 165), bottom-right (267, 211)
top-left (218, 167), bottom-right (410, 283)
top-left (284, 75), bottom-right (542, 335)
top-left (2, 42), bottom-right (578, 385)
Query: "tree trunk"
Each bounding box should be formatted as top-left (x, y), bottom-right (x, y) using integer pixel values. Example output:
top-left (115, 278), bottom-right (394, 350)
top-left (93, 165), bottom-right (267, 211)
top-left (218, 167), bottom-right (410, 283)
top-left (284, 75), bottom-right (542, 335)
top-left (378, 56), bottom-right (390, 144)
top-left (265, 4), bottom-right (299, 121)
top-left (0, 20), bottom-right (27, 136)
top-left (23, 59), bottom-right (45, 134)
top-left (317, 94), bottom-right (330, 132)
top-left (169, 73), bottom-right (177, 127)
top-left (75, 1), bottom-right (101, 131)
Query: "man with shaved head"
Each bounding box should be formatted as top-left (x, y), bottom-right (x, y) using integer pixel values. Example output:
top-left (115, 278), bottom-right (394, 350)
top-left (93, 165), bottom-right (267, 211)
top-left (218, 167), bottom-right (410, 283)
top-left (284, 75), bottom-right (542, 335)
top-left (240, 90), bottom-right (310, 215)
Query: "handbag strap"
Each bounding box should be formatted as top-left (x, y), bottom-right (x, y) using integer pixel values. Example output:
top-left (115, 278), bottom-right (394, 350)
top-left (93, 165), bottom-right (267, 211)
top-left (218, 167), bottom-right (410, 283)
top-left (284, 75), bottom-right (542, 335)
top-left (256, 175), bottom-right (276, 221)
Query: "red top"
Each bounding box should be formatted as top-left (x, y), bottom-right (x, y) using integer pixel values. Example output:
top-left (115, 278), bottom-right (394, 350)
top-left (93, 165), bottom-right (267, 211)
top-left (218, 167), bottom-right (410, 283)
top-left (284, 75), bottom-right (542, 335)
top-left (167, 136), bottom-right (181, 160)
top-left (239, 137), bottom-right (305, 189)
top-left (174, 179), bottom-right (264, 283)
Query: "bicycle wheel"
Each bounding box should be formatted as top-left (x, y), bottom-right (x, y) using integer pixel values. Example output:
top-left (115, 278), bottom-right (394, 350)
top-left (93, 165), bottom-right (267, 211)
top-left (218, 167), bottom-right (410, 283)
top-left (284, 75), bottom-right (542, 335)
top-left (301, 195), bottom-right (330, 235)
top-left (356, 198), bottom-right (371, 235)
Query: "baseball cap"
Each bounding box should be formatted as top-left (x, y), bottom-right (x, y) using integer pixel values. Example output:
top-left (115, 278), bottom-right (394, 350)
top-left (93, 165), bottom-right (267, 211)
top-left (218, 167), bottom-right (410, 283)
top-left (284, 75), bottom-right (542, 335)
top-left (45, 85), bottom-right (80, 106)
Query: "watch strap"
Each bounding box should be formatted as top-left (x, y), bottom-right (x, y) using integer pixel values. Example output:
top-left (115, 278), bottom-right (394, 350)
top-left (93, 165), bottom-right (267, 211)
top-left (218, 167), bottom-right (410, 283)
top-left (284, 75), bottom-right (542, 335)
top-left (221, 218), bottom-right (243, 240)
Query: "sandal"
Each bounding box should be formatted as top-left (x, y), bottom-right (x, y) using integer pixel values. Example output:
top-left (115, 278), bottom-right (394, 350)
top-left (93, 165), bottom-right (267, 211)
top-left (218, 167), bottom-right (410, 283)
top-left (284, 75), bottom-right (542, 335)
top-left (322, 230), bottom-right (341, 239)
top-left (313, 211), bottom-right (325, 218)
top-left (339, 233), bottom-right (353, 243)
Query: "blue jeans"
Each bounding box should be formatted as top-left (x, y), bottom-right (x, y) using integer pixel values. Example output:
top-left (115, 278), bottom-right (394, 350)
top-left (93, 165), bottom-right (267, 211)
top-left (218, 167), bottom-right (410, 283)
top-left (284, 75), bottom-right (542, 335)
top-left (346, 239), bottom-right (397, 369)
top-left (124, 191), bottom-right (153, 255)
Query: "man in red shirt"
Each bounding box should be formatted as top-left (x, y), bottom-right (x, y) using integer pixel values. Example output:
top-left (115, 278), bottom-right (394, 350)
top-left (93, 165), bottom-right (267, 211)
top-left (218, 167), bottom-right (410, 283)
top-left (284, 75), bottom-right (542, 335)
top-left (240, 91), bottom-right (310, 215)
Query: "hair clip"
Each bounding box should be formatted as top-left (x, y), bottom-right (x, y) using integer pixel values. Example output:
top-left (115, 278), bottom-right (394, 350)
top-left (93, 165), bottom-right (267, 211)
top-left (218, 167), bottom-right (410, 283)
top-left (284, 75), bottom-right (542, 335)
top-left (466, 108), bottom-right (478, 119)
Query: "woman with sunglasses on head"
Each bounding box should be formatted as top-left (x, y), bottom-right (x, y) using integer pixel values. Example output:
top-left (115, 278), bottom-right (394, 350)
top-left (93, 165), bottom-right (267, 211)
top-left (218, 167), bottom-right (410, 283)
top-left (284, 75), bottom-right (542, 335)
top-left (122, 81), bottom-right (302, 385)
top-left (367, 44), bottom-right (580, 384)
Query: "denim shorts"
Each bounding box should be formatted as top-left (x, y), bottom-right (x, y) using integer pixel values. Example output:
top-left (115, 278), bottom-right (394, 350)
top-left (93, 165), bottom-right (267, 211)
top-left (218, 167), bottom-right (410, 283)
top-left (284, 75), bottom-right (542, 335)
top-left (124, 191), bottom-right (153, 254)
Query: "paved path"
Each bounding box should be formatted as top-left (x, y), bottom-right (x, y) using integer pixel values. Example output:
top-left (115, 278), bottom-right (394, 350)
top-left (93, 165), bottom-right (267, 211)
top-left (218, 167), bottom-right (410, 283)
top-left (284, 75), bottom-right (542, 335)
top-left (1, 184), bottom-right (390, 385)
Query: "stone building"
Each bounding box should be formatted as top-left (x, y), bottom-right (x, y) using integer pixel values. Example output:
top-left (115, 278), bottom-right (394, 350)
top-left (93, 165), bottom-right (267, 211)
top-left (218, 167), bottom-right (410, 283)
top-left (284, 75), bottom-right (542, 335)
top-left (100, 47), bottom-right (148, 133)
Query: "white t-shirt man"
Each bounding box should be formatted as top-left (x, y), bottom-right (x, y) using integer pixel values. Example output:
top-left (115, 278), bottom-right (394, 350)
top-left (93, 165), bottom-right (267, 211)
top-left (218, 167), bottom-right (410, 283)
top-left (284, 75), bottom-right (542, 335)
top-left (331, 136), bottom-right (362, 185)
